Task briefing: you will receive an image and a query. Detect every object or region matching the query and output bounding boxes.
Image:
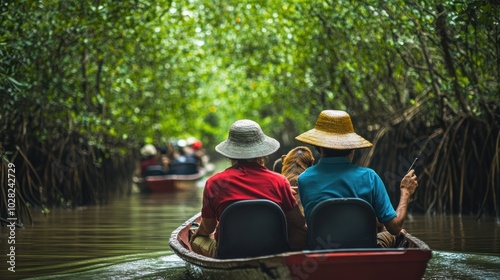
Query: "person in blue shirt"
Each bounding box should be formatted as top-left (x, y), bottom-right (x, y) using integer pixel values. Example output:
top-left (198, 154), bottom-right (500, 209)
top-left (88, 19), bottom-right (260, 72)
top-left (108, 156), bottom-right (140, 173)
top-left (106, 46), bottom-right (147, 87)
top-left (296, 110), bottom-right (418, 247)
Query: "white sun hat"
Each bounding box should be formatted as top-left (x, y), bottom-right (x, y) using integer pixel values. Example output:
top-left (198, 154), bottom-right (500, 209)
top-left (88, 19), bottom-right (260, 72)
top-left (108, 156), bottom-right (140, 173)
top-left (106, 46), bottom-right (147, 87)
top-left (140, 144), bottom-right (157, 157)
top-left (215, 119), bottom-right (280, 159)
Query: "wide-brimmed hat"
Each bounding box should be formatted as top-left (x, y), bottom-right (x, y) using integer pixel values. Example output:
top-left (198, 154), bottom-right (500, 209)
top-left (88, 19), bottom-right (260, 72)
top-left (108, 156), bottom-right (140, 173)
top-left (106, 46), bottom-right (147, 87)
top-left (295, 110), bottom-right (373, 150)
top-left (216, 119), bottom-right (280, 159)
top-left (140, 144), bottom-right (157, 157)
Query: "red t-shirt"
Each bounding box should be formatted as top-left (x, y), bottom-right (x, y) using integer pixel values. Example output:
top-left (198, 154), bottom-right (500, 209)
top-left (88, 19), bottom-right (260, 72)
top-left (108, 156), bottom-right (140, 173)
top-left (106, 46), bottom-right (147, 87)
top-left (201, 162), bottom-right (298, 240)
top-left (140, 157), bottom-right (160, 176)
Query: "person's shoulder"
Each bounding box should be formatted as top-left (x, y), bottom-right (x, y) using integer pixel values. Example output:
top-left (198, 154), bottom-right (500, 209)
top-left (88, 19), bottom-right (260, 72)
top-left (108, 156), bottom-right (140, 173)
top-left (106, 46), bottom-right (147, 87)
top-left (355, 165), bottom-right (374, 172)
top-left (355, 165), bottom-right (382, 179)
top-left (209, 164), bottom-right (240, 177)
top-left (298, 164), bottom-right (317, 176)
top-left (206, 169), bottom-right (229, 182)
top-left (296, 166), bottom-right (316, 185)
top-left (264, 168), bottom-right (288, 181)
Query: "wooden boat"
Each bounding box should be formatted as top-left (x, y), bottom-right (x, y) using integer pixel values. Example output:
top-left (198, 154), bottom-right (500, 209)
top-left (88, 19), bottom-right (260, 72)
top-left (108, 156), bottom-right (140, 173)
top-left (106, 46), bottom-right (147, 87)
top-left (169, 213), bottom-right (432, 280)
top-left (134, 168), bottom-right (207, 192)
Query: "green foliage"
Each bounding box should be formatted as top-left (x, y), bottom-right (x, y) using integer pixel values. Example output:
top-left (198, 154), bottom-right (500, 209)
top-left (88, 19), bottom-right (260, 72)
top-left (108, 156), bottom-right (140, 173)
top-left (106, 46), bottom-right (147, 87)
top-left (0, 0), bottom-right (499, 214)
top-left (3, 0), bottom-right (498, 147)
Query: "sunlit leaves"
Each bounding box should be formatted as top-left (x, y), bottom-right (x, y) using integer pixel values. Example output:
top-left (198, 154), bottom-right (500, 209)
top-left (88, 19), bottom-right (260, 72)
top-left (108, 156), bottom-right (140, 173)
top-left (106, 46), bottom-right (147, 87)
top-left (1, 0), bottom-right (498, 152)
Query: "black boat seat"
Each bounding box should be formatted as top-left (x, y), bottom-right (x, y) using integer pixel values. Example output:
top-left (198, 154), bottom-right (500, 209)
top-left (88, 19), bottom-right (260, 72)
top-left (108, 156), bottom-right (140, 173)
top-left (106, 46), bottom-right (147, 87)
top-left (144, 165), bottom-right (167, 176)
top-left (216, 199), bottom-right (289, 259)
top-left (169, 162), bottom-right (198, 175)
top-left (307, 198), bottom-right (377, 250)
top-left (169, 155), bottom-right (199, 175)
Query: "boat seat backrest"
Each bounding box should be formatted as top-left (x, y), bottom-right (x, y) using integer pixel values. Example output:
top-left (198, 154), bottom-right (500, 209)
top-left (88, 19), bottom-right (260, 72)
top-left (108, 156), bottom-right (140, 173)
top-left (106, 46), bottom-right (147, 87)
top-left (169, 162), bottom-right (198, 175)
top-left (216, 199), bottom-right (289, 259)
top-left (144, 165), bottom-right (167, 176)
top-left (307, 198), bottom-right (377, 250)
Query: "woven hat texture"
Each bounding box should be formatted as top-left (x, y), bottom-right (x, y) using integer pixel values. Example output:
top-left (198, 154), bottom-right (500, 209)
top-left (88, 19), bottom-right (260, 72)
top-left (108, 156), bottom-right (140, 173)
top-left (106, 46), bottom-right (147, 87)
top-left (295, 110), bottom-right (373, 150)
top-left (216, 119), bottom-right (280, 159)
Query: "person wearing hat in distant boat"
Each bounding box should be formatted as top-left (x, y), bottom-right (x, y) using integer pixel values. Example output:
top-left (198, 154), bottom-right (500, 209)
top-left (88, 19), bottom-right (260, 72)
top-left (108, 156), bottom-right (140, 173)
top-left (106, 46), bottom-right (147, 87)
top-left (189, 119), bottom-right (307, 258)
top-left (138, 144), bottom-right (163, 177)
top-left (295, 110), bottom-right (418, 248)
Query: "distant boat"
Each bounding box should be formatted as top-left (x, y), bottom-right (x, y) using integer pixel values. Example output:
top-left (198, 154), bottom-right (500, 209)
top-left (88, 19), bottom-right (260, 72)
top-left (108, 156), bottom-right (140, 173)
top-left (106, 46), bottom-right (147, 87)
top-left (134, 163), bottom-right (214, 192)
top-left (169, 212), bottom-right (432, 280)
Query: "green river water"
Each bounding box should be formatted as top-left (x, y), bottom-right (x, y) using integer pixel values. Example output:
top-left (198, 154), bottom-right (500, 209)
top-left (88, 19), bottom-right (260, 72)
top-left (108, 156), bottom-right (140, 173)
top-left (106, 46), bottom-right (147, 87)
top-left (1, 175), bottom-right (499, 280)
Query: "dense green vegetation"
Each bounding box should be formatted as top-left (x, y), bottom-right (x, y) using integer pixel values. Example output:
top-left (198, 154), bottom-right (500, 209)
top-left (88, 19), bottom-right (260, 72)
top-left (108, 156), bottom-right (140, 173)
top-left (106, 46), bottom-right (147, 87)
top-left (1, 0), bottom-right (499, 224)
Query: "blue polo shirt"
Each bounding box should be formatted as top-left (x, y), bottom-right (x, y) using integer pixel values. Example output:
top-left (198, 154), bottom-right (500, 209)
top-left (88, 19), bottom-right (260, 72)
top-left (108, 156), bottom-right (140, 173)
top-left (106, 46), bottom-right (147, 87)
top-left (298, 157), bottom-right (396, 224)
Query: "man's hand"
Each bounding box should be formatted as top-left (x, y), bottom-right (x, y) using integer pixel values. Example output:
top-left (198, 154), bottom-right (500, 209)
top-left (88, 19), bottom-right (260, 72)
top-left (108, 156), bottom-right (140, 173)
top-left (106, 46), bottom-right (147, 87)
top-left (189, 217), bottom-right (217, 244)
top-left (400, 169), bottom-right (418, 196)
top-left (385, 170), bottom-right (419, 235)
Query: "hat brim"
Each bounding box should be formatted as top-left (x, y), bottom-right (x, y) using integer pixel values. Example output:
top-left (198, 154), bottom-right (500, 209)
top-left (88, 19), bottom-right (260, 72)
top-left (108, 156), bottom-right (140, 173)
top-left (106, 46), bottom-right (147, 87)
top-left (216, 136), bottom-right (280, 159)
top-left (296, 128), bottom-right (373, 150)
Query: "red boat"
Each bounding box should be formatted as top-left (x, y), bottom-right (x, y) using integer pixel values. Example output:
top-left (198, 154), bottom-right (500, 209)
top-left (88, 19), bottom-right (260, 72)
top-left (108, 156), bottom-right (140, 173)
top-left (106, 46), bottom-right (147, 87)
top-left (134, 168), bottom-right (207, 192)
top-left (148, 171), bottom-right (207, 192)
top-left (169, 212), bottom-right (432, 280)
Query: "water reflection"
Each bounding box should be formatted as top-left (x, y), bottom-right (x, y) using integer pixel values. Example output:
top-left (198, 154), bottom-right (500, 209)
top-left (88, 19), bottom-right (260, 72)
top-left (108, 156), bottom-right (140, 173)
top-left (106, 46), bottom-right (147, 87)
top-left (403, 213), bottom-right (500, 255)
top-left (1, 183), bottom-right (500, 279)
top-left (27, 253), bottom-right (187, 280)
top-left (1, 186), bottom-right (202, 279)
top-left (425, 251), bottom-right (500, 279)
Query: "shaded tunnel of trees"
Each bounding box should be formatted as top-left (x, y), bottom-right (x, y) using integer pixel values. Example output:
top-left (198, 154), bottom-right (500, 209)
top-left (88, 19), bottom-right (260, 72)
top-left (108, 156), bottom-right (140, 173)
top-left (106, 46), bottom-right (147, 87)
top-left (1, 0), bottom-right (499, 225)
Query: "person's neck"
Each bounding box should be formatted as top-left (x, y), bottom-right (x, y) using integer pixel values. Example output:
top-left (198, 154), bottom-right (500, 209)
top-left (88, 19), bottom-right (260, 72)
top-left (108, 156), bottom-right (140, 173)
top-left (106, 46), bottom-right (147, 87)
top-left (320, 153), bottom-right (354, 161)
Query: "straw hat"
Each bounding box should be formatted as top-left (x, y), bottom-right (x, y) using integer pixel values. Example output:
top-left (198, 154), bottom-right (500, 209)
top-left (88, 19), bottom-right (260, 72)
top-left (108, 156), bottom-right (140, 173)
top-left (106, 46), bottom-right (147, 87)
top-left (216, 119), bottom-right (280, 159)
top-left (295, 110), bottom-right (373, 150)
top-left (140, 144), bottom-right (157, 157)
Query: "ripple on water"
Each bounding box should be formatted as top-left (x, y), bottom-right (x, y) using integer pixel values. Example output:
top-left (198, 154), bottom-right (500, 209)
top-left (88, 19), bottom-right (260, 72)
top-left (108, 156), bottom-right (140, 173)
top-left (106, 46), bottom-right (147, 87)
top-left (29, 251), bottom-right (500, 280)
top-left (424, 251), bottom-right (500, 280)
top-left (25, 252), bottom-right (188, 280)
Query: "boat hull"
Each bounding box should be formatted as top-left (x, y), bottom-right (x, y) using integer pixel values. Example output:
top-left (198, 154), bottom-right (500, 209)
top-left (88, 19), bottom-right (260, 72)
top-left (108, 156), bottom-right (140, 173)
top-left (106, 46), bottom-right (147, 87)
top-left (169, 213), bottom-right (432, 280)
top-left (135, 169), bottom-right (206, 192)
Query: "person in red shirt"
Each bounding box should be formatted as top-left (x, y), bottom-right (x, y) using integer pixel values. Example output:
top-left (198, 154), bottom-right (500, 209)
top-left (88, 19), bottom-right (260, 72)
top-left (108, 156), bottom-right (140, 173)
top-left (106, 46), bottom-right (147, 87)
top-left (189, 119), bottom-right (307, 257)
top-left (138, 144), bottom-right (162, 177)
